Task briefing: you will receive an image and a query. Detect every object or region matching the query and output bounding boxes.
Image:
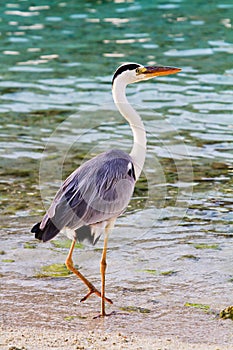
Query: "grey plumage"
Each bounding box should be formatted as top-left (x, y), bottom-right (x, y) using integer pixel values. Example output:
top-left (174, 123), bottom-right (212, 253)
top-left (31, 63), bottom-right (181, 317)
top-left (32, 149), bottom-right (136, 244)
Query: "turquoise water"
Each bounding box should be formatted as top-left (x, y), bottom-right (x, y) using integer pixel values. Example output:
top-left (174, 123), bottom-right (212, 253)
top-left (0, 0), bottom-right (233, 342)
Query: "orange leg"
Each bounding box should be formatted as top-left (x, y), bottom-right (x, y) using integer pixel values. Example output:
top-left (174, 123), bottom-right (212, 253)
top-left (65, 239), bottom-right (112, 304)
top-left (100, 219), bottom-right (116, 317)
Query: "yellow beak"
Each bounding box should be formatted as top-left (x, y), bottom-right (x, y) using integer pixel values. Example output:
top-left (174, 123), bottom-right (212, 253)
top-left (139, 65), bottom-right (181, 77)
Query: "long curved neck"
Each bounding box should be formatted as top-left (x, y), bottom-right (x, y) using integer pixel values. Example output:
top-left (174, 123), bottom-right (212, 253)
top-left (112, 79), bottom-right (146, 180)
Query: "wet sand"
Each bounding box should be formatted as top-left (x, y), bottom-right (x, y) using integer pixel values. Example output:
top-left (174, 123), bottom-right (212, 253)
top-left (1, 278), bottom-right (232, 350)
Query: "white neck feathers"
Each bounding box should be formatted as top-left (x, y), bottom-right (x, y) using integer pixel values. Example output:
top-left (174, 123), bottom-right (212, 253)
top-left (112, 78), bottom-right (147, 180)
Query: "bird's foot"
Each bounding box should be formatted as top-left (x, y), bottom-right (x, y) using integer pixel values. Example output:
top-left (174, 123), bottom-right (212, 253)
top-left (93, 311), bottom-right (117, 319)
top-left (80, 288), bottom-right (113, 304)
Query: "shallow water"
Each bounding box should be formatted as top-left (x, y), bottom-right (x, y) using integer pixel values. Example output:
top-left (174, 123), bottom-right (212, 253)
top-left (0, 0), bottom-right (233, 344)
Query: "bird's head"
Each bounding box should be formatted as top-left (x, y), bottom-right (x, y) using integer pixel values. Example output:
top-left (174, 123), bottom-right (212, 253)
top-left (112, 62), bottom-right (181, 86)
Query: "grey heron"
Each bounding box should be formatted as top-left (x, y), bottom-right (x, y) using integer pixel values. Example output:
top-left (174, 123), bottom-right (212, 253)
top-left (32, 63), bottom-right (181, 317)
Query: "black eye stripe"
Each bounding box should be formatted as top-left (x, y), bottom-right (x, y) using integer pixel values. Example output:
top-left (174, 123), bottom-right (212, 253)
top-left (112, 63), bottom-right (141, 84)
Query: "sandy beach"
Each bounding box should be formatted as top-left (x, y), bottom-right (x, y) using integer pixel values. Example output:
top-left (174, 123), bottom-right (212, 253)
top-left (1, 277), bottom-right (232, 350)
top-left (1, 325), bottom-right (233, 350)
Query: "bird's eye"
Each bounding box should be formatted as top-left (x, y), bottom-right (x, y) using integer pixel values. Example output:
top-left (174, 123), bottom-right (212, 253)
top-left (136, 67), bottom-right (140, 75)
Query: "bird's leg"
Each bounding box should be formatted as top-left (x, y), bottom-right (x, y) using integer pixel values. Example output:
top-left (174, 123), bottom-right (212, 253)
top-left (99, 219), bottom-right (116, 317)
top-left (65, 239), bottom-right (112, 304)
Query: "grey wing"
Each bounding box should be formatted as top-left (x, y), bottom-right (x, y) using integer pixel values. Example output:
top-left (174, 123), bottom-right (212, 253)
top-left (33, 149), bottom-right (136, 242)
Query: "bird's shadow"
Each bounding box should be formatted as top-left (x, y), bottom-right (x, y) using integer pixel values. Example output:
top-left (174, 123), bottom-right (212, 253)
top-left (93, 310), bottom-right (130, 319)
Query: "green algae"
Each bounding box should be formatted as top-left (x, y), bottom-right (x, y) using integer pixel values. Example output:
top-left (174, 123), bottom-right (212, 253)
top-left (193, 243), bottom-right (220, 250)
top-left (178, 254), bottom-right (199, 260)
top-left (160, 270), bottom-right (177, 276)
top-left (185, 302), bottom-right (210, 311)
top-left (36, 263), bottom-right (72, 278)
top-left (140, 269), bottom-right (177, 276)
top-left (24, 242), bottom-right (37, 249)
top-left (51, 239), bottom-right (83, 249)
top-left (120, 306), bottom-right (151, 314)
top-left (142, 269), bottom-right (157, 275)
top-left (64, 315), bottom-right (87, 321)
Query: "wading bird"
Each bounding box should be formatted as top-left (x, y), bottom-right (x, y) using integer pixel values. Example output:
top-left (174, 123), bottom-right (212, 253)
top-left (32, 63), bottom-right (181, 317)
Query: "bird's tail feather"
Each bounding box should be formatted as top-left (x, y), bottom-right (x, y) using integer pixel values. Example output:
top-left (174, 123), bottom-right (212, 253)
top-left (31, 219), bottom-right (60, 242)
